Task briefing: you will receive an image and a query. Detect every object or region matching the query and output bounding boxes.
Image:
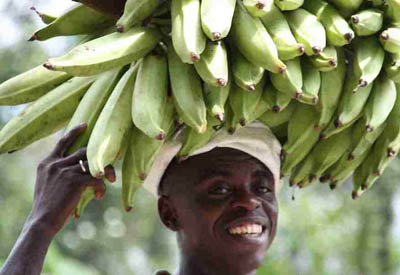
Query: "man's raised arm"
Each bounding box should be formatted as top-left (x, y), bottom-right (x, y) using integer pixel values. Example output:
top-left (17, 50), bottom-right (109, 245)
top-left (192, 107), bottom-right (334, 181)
top-left (0, 123), bottom-right (115, 275)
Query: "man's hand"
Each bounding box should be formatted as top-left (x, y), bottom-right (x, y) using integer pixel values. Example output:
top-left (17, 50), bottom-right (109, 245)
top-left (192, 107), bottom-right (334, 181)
top-left (29, 122), bottom-right (116, 237)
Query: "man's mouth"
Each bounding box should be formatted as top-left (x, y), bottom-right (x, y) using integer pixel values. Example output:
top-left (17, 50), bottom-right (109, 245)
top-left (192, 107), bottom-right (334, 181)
top-left (226, 223), bottom-right (267, 238)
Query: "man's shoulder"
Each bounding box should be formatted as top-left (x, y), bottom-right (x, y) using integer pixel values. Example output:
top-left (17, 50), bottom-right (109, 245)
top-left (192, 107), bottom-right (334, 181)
top-left (154, 270), bottom-right (171, 275)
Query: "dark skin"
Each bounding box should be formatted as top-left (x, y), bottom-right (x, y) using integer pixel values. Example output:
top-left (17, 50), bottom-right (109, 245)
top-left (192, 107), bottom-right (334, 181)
top-left (158, 148), bottom-right (278, 275)
top-left (0, 125), bottom-right (278, 275)
top-left (0, 123), bottom-right (116, 275)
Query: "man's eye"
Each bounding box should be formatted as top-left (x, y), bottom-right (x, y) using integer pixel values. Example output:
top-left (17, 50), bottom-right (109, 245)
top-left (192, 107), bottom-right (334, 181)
top-left (210, 186), bottom-right (230, 195)
top-left (257, 186), bottom-right (271, 194)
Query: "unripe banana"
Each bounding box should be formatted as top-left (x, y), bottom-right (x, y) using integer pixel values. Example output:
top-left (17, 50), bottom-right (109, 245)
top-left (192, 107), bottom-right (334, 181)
top-left (229, 76), bottom-right (266, 126)
top-left (73, 188), bottom-right (96, 219)
top-left (385, 53), bottom-right (400, 83)
top-left (231, 1), bottom-right (286, 74)
top-left (132, 52), bottom-right (171, 140)
top-left (327, 0), bottom-right (363, 16)
top-left (285, 9), bottom-right (327, 56)
top-left (384, 84), bottom-right (400, 158)
top-left (380, 27), bottom-right (400, 54)
top-left (178, 116), bottom-right (222, 161)
top-left (200, 0), bottom-right (236, 41)
top-left (171, 0), bottom-right (206, 63)
top-left (194, 41), bottom-right (229, 87)
top-left (350, 9), bottom-right (384, 36)
top-left (350, 37), bottom-right (385, 91)
top-left (87, 64), bottom-right (138, 179)
top-left (29, 4), bottom-right (115, 41)
top-left (0, 76), bottom-right (95, 154)
top-left (275, 0), bottom-right (304, 11)
top-left (270, 57), bottom-right (303, 99)
top-left (264, 82), bottom-right (292, 113)
top-left (367, 0), bottom-right (385, 7)
top-left (291, 126), bottom-right (352, 187)
top-left (352, 148), bottom-right (377, 199)
top-left (66, 67), bottom-right (128, 155)
top-left (259, 100), bottom-right (296, 128)
top-left (116, 0), bottom-right (161, 32)
top-left (231, 47), bottom-right (265, 92)
top-left (386, 0), bottom-right (400, 24)
top-left (299, 57), bottom-right (320, 105)
top-left (244, 0), bottom-right (274, 17)
top-left (308, 46), bottom-right (337, 72)
top-left (322, 83), bottom-right (373, 139)
top-left (168, 45), bottom-right (207, 133)
top-left (44, 26), bottom-right (161, 76)
top-left (30, 7), bottom-right (57, 25)
top-left (204, 77), bottom-right (231, 122)
top-left (0, 65), bottom-right (71, 105)
top-left (248, 89), bottom-right (275, 122)
top-left (260, 4), bottom-right (304, 60)
top-left (303, 0), bottom-right (354, 46)
top-left (315, 47), bottom-right (346, 130)
top-left (224, 101), bottom-right (240, 134)
top-left (364, 74), bottom-right (397, 132)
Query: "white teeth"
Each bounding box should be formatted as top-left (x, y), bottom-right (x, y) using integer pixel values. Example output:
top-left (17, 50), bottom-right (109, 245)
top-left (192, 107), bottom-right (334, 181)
top-left (228, 224), bottom-right (263, 235)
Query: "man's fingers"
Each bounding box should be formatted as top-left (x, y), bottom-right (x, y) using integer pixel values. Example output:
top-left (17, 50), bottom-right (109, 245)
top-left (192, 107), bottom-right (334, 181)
top-left (104, 165), bottom-right (116, 182)
top-left (86, 179), bottom-right (106, 200)
top-left (71, 159), bottom-right (90, 174)
top-left (51, 123), bottom-right (87, 158)
top-left (60, 147), bottom-right (87, 166)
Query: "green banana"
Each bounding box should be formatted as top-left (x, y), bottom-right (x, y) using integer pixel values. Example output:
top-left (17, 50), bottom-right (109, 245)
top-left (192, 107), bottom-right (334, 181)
top-left (303, 0), bottom-right (354, 46)
top-left (285, 9), bottom-right (327, 56)
top-left (171, 0), bottom-right (206, 63)
top-left (224, 101), bottom-right (240, 134)
top-left (351, 147), bottom-right (377, 199)
top-left (0, 65), bottom-right (71, 105)
top-left (367, 0), bottom-right (385, 7)
top-left (258, 101), bottom-right (296, 128)
top-left (73, 188), bottom-right (95, 219)
top-left (309, 46), bottom-right (337, 72)
top-left (66, 67), bottom-right (128, 155)
top-left (87, 64), bottom-right (138, 179)
top-left (275, 0), bottom-right (304, 11)
top-left (270, 57), bottom-right (303, 99)
top-left (178, 116), bottom-right (221, 161)
top-left (204, 77), bottom-right (231, 122)
top-left (322, 83), bottom-right (373, 139)
top-left (383, 84), bottom-right (400, 157)
top-left (116, 0), bottom-right (161, 32)
top-left (315, 47), bottom-right (346, 130)
top-left (168, 45), bottom-right (207, 133)
top-left (30, 7), bottom-right (57, 25)
top-left (385, 53), bottom-right (400, 83)
top-left (299, 57), bottom-right (320, 105)
top-left (229, 76), bottom-right (266, 126)
top-left (380, 27), bottom-right (400, 54)
top-left (0, 76), bottom-right (95, 154)
top-left (230, 1), bottom-right (286, 74)
top-left (348, 37), bottom-right (385, 91)
top-left (350, 9), bottom-right (384, 36)
top-left (29, 4), bottom-right (115, 41)
top-left (247, 89), bottom-right (274, 122)
top-left (364, 74), bottom-right (397, 132)
top-left (244, 0), bottom-right (274, 17)
top-left (386, 0), bottom-right (400, 23)
top-left (194, 40), bottom-right (229, 87)
top-left (231, 48), bottom-right (265, 92)
top-left (260, 4), bottom-right (304, 61)
top-left (327, 0), bottom-right (363, 16)
top-left (321, 119), bottom-right (384, 189)
top-left (264, 82), bottom-right (292, 113)
top-left (44, 26), bottom-right (161, 76)
top-left (291, 126), bottom-right (352, 187)
top-left (132, 52), bottom-right (171, 140)
top-left (200, 0), bottom-right (236, 41)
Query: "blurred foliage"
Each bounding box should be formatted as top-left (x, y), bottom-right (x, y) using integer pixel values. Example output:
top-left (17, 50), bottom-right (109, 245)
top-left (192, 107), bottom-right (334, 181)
top-left (1, 1), bottom-right (400, 274)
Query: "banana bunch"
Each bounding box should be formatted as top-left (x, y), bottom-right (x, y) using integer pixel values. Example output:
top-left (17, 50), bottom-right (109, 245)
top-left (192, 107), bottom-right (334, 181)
top-left (2, 0), bottom-right (400, 216)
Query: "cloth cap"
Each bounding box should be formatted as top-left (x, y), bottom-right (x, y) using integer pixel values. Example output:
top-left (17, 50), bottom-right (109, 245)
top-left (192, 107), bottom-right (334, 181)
top-left (142, 122), bottom-right (282, 197)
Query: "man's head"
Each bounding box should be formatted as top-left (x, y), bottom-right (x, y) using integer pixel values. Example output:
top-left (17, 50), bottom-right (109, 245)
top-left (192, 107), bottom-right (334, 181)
top-left (157, 147), bottom-right (278, 273)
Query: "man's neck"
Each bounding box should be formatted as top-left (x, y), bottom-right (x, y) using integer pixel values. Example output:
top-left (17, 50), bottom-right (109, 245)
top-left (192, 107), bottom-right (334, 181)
top-left (177, 252), bottom-right (258, 275)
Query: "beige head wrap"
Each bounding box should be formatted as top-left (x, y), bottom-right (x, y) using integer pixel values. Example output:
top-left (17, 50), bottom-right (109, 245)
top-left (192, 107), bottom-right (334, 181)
top-left (142, 122), bottom-right (282, 197)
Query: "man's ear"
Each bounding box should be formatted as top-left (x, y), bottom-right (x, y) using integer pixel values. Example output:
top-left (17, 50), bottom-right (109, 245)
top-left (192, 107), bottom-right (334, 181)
top-left (158, 196), bottom-right (180, 231)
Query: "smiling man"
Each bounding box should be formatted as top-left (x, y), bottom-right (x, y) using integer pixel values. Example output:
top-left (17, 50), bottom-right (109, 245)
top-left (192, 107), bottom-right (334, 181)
top-left (0, 122), bottom-right (281, 275)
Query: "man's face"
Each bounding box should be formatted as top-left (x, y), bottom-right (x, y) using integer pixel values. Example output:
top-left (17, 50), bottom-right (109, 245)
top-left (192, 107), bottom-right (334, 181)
top-left (159, 148), bottom-right (278, 271)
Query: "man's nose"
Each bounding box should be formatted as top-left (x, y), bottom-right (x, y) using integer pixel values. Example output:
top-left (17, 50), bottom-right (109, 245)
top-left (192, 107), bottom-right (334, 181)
top-left (231, 191), bottom-right (262, 211)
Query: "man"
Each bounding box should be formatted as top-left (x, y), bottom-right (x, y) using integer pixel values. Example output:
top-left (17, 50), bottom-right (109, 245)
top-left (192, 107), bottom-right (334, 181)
top-left (0, 121), bottom-right (281, 275)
